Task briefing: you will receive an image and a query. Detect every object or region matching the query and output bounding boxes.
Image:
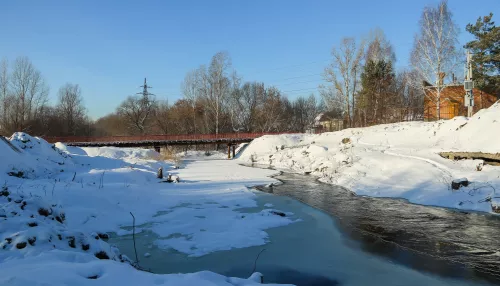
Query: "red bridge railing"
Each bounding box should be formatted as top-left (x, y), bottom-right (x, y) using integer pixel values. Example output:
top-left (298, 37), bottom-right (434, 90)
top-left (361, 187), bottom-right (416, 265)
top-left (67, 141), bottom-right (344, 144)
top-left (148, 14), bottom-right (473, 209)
top-left (43, 132), bottom-right (290, 144)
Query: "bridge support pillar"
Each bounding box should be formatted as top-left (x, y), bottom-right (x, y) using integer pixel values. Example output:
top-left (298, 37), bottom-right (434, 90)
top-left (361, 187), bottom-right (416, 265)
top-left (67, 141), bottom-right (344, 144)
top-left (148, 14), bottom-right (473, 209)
top-left (154, 146), bottom-right (160, 153)
top-left (227, 144), bottom-right (231, 159)
top-left (232, 144), bottom-right (235, 158)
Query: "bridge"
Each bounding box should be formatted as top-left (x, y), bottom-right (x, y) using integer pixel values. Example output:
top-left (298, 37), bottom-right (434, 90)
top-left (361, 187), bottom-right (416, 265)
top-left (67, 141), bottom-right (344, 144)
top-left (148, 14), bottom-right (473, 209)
top-left (42, 132), bottom-right (287, 158)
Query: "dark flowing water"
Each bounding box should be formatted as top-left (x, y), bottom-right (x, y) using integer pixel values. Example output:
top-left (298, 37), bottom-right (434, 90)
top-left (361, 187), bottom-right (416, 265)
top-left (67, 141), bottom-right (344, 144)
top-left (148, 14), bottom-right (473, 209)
top-left (109, 169), bottom-right (500, 286)
top-left (258, 172), bottom-right (500, 285)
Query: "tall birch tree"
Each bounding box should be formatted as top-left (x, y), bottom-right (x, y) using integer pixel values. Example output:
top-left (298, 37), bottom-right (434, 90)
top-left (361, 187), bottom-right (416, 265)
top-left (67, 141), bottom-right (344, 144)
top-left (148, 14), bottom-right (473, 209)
top-left (410, 0), bottom-right (460, 120)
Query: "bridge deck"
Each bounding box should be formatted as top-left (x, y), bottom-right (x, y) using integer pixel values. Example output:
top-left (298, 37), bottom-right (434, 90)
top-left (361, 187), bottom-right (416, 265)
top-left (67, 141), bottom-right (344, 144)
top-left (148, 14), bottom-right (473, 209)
top-left (43, 132), bottom-right (286, 147)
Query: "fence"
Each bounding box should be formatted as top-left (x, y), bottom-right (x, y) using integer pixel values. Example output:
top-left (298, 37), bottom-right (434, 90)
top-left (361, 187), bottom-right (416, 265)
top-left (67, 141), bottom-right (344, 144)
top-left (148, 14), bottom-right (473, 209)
top-left (42, 132), bottom-right (294, 144)
top-left (424, 105), bottom-right (464, 121)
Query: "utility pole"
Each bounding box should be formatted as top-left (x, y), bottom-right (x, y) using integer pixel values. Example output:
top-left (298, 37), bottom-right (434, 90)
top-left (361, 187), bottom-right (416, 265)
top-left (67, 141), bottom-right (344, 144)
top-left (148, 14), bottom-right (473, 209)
top-left (464, 50), bottom-right (474, 118)
top-left (137, 78), bottom-right (154, 101)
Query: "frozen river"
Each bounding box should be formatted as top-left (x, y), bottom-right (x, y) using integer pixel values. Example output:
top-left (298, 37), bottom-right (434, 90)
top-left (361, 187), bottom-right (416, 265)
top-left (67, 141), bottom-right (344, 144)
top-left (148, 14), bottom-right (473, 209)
top-left (109, 170), bottom-right (500, 286)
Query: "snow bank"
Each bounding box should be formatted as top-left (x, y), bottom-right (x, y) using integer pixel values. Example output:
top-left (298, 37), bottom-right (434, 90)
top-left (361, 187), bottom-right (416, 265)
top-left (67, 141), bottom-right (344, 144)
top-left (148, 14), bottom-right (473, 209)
top-left (0, 254), bottom-right (281, 286)
top-left (0, 133), bottom-right (73, 179)
top-left (238, 101), bottom-right (500, 213)
top-left (0, 188), bottom-right (130, 264)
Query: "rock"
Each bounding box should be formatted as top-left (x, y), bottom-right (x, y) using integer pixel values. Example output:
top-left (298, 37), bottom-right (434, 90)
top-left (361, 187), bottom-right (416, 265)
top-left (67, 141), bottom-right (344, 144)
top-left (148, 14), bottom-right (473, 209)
top-left (97, 233), bottom-right (109, 240)
top-left (0, 188), bottom-right (9, 197)
top-left (476, 163), bottom-right (484, 171)
top-left (341, 138), bottom-right (351, 144)
top-left (157, 167), bottom-right (163, 179)
top-left (451, 178), bottom-right (469, 190)
top-left (67, 236), bottom-right (76, 248)
top-left (16, 242), bottom-right (27, 249)
top-left (94, 251), bottom-right (109, 260)
top-left (28, 237), bottom-right (36, 246)
top-left (270, 210), bottom-right (286, 217)
top-left (492, 205), bottom-right (500, 214)
top-left (38, 207), bottom-right (51, 217)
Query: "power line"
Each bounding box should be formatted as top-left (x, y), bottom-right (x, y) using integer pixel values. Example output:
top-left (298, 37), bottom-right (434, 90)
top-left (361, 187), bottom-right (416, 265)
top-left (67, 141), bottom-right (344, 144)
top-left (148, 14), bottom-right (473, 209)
top-left (272, 73), bottom-right (322, 82)
top-left (274, 78), bottom-right (325, 87)
top-left (244, 59), bottom-right (330, 74)
top-left (280, 87), bottom-right (319, 94)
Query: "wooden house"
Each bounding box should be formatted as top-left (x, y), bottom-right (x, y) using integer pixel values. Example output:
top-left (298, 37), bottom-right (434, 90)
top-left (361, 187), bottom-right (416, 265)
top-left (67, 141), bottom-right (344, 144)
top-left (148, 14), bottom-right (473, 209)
top-left (424, 84), bottom-right (497, 120)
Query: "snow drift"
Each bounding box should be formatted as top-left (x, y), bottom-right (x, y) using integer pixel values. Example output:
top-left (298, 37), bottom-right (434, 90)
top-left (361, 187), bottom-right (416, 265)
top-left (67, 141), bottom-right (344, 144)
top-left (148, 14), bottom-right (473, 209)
top-left (0, 133), bottom-right (74, 179)
top-left (239, 100), bottom-right (500, 213)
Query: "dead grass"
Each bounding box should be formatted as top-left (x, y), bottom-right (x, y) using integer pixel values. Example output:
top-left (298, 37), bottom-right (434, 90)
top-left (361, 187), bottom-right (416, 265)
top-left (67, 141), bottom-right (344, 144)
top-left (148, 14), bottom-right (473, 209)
top-left (158, 147), bottom-right (181, 166)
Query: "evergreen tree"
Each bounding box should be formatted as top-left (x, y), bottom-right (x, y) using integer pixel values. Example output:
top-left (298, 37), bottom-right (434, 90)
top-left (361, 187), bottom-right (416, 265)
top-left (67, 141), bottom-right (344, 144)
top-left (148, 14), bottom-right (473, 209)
top-left (359, 60), bottom-right (395, 125)
top-left (465, 13), bottom-right (500, 97)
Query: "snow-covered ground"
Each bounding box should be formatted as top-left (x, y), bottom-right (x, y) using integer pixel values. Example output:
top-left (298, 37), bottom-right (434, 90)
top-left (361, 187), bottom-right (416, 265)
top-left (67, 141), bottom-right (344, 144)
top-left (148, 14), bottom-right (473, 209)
top-left (238, 101), bottom-right (500, 214)
top-left (0, 133), bottom-right (294, 285)
top-left (177, 150), bottom-right (228, 160)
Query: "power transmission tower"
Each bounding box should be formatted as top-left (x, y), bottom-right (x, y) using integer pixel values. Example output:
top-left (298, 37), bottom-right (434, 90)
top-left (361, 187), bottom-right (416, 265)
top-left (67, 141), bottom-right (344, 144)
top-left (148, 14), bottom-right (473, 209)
top-left (464, 50), bottom-right (474, 118)
top-left (137, 78), bottom-right (154, 101)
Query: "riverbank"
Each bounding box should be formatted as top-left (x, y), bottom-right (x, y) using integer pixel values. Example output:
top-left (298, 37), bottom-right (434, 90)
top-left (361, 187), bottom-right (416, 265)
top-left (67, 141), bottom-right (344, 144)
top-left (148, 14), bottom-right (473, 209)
top-left (238, 101), bottom-right (500, 214)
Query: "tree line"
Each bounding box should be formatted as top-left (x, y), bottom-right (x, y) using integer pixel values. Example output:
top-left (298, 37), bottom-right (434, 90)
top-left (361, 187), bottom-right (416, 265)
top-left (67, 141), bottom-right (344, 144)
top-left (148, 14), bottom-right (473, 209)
top-left (322, 1), bottom-right (498, 126)
top-left (0, 57), bottom-right (92, 136)
top-left (92, 52), bottom-right (325, 136)
top-left (1, 0), bottom-right (497, 137)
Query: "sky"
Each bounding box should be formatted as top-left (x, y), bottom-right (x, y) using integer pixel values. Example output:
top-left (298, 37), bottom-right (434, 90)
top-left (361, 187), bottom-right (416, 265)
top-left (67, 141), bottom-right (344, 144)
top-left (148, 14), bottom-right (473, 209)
top-left (1, 0), bottom-right (499, 119)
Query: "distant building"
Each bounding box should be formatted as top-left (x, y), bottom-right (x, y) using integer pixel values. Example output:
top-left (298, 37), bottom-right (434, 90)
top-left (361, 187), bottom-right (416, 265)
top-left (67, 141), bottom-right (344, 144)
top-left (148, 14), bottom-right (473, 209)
top-left (423, 80), bottom-right (498, 120)
top-left (311, 111), bottom-right (344, 133)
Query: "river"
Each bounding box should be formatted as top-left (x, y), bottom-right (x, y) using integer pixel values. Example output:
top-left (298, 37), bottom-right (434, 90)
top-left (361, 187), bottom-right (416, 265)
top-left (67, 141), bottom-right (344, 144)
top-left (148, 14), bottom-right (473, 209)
top-left (109, 168), bottom-right (500, 286)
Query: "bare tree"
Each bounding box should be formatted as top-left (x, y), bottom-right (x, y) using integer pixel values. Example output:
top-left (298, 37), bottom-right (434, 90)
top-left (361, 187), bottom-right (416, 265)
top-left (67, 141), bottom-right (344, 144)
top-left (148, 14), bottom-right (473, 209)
top-left (153, 100), bottom-right (170, 134)
top-left (292, 94), bottom-right (323, 132)
top-left (117, 95), bottom-right (156, 135)
top-left (0, 59), bottom-right (8, 134)
top-left (397, 70), bottom-right (425, 121)
top-left (229, 82), bottom-right (263, 132)
top-left (320, 38), bottom-right (365, 128)
top-left (366, 29), bottom-right (396, 64)
top-left (181, 68), bottom-right (202, 133)
top-left (257, 86), bottom-right (286, 132)
top-left (206, 51), bottom-right (232, 135)
top-left (94, 113), bottom-right (128, 136)
top-left (410, 0), bottom-right (460, 120)
top-left (9, 56), bottom-right (49, 132)
top-left (56, 83), bottom-right (86, 135)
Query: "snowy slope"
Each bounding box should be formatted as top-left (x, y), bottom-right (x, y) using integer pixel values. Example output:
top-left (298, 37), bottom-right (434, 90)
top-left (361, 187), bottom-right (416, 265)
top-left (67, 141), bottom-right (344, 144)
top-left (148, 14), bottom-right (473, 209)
top-left (0, 134), bottom-right (294, 285)
top-left (0, 133), bottom-right (74, 179)
top-left (239, 101), bottom-right (500, 213)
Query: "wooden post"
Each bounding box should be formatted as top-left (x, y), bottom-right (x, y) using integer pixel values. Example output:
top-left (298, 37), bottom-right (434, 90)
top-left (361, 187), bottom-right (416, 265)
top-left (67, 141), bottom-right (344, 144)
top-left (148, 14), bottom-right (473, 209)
top-left (232, 144), bottom-right (235, 159)
top-left (227, 144), bottom-right (231, 159)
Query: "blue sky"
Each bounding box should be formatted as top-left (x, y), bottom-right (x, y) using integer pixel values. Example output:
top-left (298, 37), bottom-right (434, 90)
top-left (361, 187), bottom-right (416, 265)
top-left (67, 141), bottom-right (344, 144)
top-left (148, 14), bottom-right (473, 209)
top-left (1, 0), bottom-right (498, 119)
